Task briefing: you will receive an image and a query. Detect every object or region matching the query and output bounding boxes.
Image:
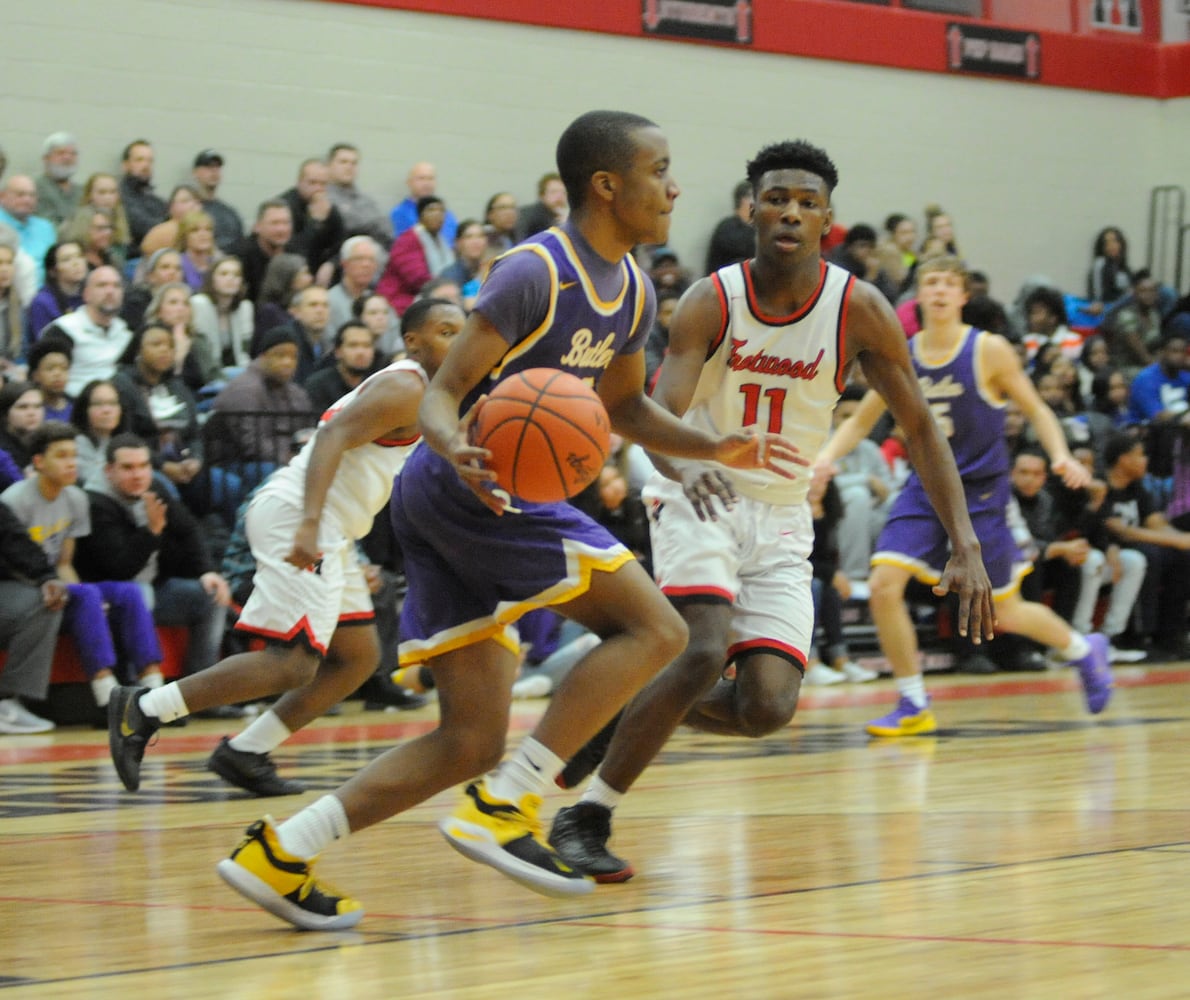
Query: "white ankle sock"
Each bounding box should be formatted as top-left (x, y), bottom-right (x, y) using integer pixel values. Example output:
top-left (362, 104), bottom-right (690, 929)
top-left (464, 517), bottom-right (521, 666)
top-left (1060, 632), bottom-right (1091, 662)
top-left (138, 683), bottom-right (189, 724)
top-left (90, 674), bottom-right (118, 709)
top-left (580, 775), bottom-right (623, 811)
top-left (277, 795), bottom-right (351, 860)
top-left (229, 711), bottom-right (292, 755)
top-left (486, 736), bottom-right (564, 803)
top-left (896, 674), bottom-right (928, 709)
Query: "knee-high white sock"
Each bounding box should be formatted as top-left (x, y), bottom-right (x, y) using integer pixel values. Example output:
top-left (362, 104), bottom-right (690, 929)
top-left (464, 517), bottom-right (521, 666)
top-left (229, 710), bottom-right (292, 755)
top-left (486, 736), bottom-right (564, 803)
top-left (138, 682), bottom-right (190, 723)
top-left (276, 794), bottom-right (351, 859)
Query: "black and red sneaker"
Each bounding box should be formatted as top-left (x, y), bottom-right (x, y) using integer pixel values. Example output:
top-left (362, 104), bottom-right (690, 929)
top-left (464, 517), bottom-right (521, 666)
top-left (549, 802), bottom-right (634, 883)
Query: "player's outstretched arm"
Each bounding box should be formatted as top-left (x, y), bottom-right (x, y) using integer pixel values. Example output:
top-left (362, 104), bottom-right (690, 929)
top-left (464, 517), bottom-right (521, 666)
top-left (287, 368), bottom-right (428, 568)
top-left (847, 283), bottom-right (995, 642)
top-left (983, 333), bottom-right (1090, 491)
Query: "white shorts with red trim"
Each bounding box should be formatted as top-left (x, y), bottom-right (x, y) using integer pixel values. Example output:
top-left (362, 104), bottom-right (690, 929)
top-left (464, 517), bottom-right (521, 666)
top-left (643, 476), bottom-right (814, 667)
top-left (235, 493), bottom-right (373, 656)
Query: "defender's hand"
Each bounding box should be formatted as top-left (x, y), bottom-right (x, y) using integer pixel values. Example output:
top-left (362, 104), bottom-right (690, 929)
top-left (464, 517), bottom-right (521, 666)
top-left (712, 428), bottom-right (807, 478)
top-left (933, 545), bottom-right (995, 643)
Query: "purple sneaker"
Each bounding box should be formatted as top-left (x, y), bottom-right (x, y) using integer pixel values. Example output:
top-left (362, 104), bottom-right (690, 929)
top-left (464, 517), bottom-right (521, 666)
top-left (1071, 633), bottom-right (1113, 714)
top-left (864, 696), bottom-right (936, 737)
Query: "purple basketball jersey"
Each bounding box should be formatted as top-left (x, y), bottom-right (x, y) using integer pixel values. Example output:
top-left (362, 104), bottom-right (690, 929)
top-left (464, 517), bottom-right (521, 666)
top-left (911, 327), bottom-right (1008, 482)
top-left (392, 222), bottom-right (654, 665)
top-left (467, 222), bottom-right (654, 408)
top-left (873, 327), bottom-right (1023, 595)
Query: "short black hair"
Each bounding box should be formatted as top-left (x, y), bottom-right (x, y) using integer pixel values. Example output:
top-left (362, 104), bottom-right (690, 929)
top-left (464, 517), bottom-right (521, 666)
top-left (29, 420), bottom-right (76, 457)
top-left (1103, 430), bottom-right (1142, 469)
top-left (1024, 287), bottom-right (1068, 325)
top-left (884, 213), bottom-right (908, 233)
top-left (1013, 446), bottom-right (1048, 465)
top-left (119, 323), bottom-right (173, 367)
top-left (844, 224), bottom-right (877, 246)
top-left (746, 140), bottom-right (839, 196)
top-left (839, 383), bottom-right (868, 403)
top-left (333, 320), bottom-right (372, 349)
top-left (27, 333), bottom-right (72, 372)
top-left (962, 295), bottom-right (1011, 335)
top-left (416, 195), bottom-right (443, 216)
top-left (400, 297), bottom-right (459, 337)
top-left (732, 180), bottom-right (752, 207)
top-left (555, 110), bottom-right (658, 213)
top-left (105, 432), bottom-right (151, 464)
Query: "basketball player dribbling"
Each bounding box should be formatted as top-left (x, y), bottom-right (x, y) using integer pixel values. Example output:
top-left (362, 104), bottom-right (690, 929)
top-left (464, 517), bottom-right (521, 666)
top-left (547, 140), bottom-right (996, 883)
top-left (819, 255), bottom-right (1113, 739)
top-left (215, 110), bottom-right (803, 930)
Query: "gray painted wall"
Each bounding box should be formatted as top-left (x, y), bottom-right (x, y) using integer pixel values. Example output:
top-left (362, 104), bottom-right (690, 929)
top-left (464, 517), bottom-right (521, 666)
top-left (4, 0), bottom-right (1188, 295)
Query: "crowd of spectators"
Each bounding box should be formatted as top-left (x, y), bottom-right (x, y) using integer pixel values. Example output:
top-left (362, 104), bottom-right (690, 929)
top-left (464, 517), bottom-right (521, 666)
top-left (2, 129), bottom-right (1190, 727)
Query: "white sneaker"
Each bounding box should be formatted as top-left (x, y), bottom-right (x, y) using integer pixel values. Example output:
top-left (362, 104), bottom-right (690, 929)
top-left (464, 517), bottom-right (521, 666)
top-left (803, 662), bottom-right (847, 686)
top-left (0, 697), bottom-right (55, 734)
top-left (1108, 644), bottom-right (1146, 664)
top-left (511, 673), bottom-right (552, 699)
top-left (838, 660), bottom-right (879, 683)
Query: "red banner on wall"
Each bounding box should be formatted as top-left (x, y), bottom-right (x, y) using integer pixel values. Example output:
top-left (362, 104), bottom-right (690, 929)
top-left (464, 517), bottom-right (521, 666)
top-left (327, 0), bottom-right (1190, 97)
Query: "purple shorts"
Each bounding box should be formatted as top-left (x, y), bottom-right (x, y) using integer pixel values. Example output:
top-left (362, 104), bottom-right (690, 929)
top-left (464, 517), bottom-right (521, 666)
top-left (871, 474), bottom-right (1027, 597)
top-left (391, 445), bottom-right (632, 664)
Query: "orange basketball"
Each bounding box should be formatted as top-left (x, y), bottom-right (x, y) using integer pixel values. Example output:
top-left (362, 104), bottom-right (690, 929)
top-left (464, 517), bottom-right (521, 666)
top-left (472, 368), bottom-right (611, 503)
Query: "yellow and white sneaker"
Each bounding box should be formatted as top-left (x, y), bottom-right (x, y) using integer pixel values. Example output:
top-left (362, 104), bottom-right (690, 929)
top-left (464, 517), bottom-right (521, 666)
top-left (216, 817), bottom-right (363, 931)
top-left (440, 781), bottom-right (594, 897)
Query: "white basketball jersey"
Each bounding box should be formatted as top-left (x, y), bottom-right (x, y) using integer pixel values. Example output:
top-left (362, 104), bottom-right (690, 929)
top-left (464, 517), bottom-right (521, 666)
top-left (681, 260), bottom-right (852, 505)
top-left (266, 358), bottom-right (427, 539)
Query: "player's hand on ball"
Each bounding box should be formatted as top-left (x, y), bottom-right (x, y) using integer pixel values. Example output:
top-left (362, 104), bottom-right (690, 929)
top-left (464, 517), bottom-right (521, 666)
top-left (456, 396), bottom-right (505, 513)
top-left (713, 427), bottom-right (806, 477)
top-left (680, 467), bottom-right (738, 521)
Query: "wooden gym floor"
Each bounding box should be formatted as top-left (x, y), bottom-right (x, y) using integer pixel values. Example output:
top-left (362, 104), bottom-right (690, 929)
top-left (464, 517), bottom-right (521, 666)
top-left (2, 663), bottom-right (1188, 999)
